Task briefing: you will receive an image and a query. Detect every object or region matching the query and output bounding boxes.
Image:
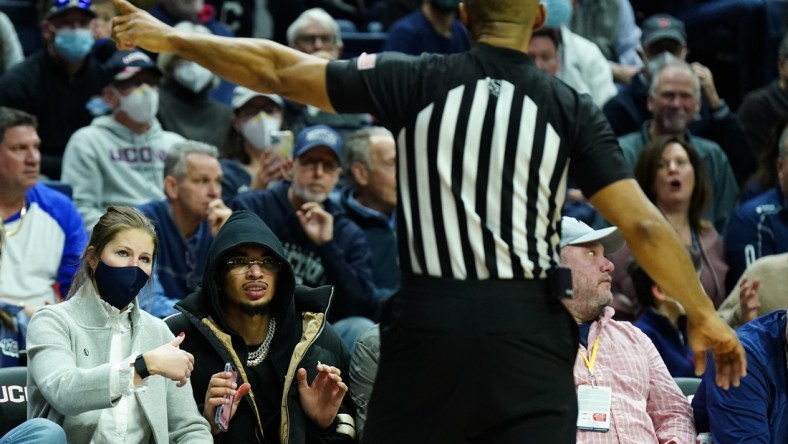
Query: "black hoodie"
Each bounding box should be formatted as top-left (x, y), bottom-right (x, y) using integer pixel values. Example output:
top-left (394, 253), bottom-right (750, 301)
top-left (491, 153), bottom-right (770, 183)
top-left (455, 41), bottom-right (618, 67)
top-left (166, 211), bottom-right (355, 444)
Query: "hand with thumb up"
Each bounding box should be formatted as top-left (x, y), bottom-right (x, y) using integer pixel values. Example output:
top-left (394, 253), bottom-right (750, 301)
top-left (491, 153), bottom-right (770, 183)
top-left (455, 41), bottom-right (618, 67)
top-left (139, 332), bottom-right (195, 387)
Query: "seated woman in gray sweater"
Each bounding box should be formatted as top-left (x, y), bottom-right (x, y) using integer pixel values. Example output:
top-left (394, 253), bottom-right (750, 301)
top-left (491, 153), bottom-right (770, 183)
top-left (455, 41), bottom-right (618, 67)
top-left (25, 206), bottom-right (212, 443)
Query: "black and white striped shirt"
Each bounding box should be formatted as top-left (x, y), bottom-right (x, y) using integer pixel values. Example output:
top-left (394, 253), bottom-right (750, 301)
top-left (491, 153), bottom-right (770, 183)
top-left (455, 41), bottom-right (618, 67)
top-left (327, 44), bottom-right (630, 280)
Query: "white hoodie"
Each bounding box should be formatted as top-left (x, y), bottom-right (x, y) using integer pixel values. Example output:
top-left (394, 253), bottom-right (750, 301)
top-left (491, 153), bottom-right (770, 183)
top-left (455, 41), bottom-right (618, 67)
top-left (62, 115), bottom-right (184, 230)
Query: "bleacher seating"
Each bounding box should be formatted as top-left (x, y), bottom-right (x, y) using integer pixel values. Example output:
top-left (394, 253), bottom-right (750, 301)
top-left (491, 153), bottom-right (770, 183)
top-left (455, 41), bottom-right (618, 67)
top-left (338, 19), bottom-right (387, 59)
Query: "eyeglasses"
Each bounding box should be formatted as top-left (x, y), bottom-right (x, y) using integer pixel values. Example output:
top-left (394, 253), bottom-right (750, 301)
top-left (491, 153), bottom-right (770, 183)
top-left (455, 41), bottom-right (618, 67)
top-left (297, 157), bottom-right (340, 173)
top-left (226, 257), bottom-right (282, 274)
top-left (657, 158), bottom-right (691, 170)
top-left (295, 34), bottom-right (336, 46)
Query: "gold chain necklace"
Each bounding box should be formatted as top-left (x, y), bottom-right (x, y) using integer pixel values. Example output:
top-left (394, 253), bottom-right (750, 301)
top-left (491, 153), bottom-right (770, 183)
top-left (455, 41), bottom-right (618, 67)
top-left (2, 199), bottom-right (27, 237)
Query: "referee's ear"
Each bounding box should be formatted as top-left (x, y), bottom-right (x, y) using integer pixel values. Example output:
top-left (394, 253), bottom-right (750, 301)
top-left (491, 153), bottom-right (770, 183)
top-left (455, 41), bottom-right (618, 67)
top-left (532, 3), bottom-right (546, 31)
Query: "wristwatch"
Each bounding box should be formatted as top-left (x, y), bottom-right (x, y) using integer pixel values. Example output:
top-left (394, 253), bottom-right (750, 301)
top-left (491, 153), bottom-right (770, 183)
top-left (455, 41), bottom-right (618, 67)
top-left (134, 354), bottom-right (151, 379)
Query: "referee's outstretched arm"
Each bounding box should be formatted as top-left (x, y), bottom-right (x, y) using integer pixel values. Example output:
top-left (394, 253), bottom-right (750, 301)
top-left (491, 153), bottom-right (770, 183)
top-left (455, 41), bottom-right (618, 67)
top-left (110, 0), bottom-right (334, 113)
top-left (591, 178), bottom-right (746, 389)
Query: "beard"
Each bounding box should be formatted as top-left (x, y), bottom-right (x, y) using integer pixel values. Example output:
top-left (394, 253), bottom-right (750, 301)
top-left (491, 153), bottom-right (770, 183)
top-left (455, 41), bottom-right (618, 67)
top-left (292, 180), bottom-right (328, 203)
top-left (236, 300), bottom-right (271, 317)
top-left (565, 279), bottom-right (613, 322)
top-left (656, 111), bottom-right (690, 134)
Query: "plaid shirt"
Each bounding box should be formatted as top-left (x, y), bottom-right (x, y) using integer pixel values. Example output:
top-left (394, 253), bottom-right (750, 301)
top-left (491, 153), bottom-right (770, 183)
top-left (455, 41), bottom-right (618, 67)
top-left (574, 307), bottom-right (696, 444)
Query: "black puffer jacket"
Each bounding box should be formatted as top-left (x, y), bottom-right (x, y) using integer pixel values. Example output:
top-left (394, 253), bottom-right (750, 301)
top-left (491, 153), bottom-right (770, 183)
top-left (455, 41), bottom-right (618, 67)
top-left (166, 211), bottom-right (355, 443)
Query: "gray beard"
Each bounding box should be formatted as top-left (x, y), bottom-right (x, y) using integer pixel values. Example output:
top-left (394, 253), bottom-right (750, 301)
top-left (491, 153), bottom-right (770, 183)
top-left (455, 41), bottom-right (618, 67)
top-left (236, 301), bottom-right (271, 317)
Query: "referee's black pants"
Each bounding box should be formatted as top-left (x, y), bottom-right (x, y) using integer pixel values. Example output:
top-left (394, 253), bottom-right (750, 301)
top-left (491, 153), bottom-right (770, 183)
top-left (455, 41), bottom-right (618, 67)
top-left (362, 275), bottom-right (578, 444)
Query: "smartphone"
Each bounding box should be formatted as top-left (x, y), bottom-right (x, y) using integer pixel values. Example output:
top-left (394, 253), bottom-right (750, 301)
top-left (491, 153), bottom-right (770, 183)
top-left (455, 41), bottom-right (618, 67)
top-left (214, 362), bottom-right (237, 432)
top-left (269, 130), bottom-right (294, 160)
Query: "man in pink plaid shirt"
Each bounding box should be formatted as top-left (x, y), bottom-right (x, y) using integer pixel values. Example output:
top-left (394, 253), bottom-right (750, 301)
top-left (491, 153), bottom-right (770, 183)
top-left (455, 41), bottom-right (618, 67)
top-left (560, 217), bottom-right (696, 444)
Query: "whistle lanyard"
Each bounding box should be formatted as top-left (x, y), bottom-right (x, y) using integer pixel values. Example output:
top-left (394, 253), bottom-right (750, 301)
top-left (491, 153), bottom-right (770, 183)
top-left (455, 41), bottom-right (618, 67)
top-left (579, 336), bottom-right (600, 382)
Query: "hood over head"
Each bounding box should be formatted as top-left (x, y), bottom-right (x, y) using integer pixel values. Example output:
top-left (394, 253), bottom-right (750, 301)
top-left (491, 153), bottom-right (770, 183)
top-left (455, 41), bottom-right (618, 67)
top-left (201, 210), bottom-right (296, 334)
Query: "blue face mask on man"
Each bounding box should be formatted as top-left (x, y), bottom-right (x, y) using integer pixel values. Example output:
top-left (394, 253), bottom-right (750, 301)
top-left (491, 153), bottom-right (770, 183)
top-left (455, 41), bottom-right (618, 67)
top-left (541, 0), bottom-right (573, 29)
top-left (93, 261), bottom-right (149, 310)
top-left (54, 28), bottom-right (94, 61)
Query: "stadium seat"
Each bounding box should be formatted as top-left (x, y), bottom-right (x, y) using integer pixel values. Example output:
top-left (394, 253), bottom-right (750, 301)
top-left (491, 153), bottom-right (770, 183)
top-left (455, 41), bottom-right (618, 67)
top-left (0, 366), bottom-right (28, 437)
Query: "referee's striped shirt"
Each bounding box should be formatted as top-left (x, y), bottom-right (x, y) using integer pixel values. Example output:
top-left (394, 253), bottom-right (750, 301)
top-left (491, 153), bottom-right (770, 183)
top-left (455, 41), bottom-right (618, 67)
top-left (327, 43), bottom-right (630, 281)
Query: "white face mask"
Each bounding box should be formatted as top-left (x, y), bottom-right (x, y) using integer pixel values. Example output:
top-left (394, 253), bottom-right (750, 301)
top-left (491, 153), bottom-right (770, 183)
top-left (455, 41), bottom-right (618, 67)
top-left (172, 61), bottom-right (215, 93)
top-left (240, 112), bottom-right (282, 149)
top-left (113, 84), bottom-right (159, 124)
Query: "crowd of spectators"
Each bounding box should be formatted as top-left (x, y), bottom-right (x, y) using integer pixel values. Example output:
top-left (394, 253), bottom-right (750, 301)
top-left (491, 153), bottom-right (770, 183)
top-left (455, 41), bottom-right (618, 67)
top-left (1, 0), bottom-right (788, 442)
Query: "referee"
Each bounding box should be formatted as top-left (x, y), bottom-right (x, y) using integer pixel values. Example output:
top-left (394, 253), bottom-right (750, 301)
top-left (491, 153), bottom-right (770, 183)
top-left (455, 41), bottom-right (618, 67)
top-left (111, 1), bottom-right (747, 442)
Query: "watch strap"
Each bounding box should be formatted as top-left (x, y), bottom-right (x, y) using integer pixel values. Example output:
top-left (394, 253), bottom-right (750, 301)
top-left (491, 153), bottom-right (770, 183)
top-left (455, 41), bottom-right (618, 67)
top-left (134, 354), bottom-right (151, 379)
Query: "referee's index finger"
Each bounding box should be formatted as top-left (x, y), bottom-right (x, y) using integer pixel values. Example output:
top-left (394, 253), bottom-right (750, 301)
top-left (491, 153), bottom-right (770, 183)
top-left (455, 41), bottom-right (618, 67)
top-left (111, 0), bottom-right (140, 15)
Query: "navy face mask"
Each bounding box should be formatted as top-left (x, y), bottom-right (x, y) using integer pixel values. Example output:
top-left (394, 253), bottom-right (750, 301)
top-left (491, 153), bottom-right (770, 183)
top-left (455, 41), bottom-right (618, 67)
top-left (94, 261), bottom-right (149, 309)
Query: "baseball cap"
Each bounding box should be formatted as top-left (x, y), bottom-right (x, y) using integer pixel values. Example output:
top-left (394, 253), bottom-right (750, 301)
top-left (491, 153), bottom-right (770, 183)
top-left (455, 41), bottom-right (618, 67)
top-left (44, 0), bottom-right (96, 19)
top-left (292, 125), bottom-right (343, 160)
top-left (641, 14), bottom-right (686, 47)
top-left (231, 86), bottom-right (284, 110)
top-left (560, 217), bottom-right (625, 253)
top-left (104, 50), bottom-right (161, 83)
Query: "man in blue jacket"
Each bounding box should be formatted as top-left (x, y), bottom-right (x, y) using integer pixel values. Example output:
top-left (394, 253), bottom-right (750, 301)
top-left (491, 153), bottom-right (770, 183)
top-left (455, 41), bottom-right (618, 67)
top-left (724, 125), bottom-right (788, 292)
top-left (231, 125), bottom-right (377, 326)
top-left (693, 309), bottom-right (788, 443)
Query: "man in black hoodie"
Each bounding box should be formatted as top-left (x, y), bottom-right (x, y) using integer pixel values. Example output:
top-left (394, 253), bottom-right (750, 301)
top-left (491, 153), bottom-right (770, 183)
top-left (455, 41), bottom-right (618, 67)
top-left (166, 211), bottom-right (356, 443)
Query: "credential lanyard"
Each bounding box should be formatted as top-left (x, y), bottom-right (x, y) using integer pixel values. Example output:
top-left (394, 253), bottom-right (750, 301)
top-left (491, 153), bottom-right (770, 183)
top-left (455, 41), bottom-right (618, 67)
top-left (579, 336), bottom-right (600, 383)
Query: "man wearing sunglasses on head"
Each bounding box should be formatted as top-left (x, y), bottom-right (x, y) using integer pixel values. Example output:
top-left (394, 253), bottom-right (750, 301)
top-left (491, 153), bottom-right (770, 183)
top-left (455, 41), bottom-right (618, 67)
top-left (165, 210), bottom-right (356, 443)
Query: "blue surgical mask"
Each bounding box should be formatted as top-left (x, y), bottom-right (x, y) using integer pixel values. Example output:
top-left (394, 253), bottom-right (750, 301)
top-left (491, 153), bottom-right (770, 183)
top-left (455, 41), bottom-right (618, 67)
top-left (93, 261), bottom-right (150, 309)
top-left (54, 28), bottom-right (94, 62)
top-left (542, 0), bottom-right (573, 28)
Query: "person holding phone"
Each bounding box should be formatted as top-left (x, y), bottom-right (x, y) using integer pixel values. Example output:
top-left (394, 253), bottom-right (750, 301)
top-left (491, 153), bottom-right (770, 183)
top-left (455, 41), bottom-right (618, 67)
top-left (26, 206), bottom-right (212, 443)
top-left (219, 86), bottom-right (293, 202)
top-left (165, 210), bottom-right (356, 442)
